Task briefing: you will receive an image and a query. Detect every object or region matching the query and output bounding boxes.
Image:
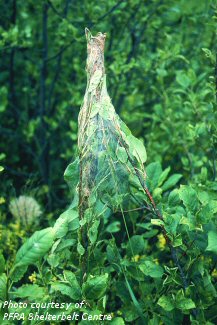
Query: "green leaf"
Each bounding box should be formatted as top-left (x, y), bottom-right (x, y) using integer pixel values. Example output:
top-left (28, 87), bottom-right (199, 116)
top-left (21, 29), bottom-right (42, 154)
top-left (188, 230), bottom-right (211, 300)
top-left (82, 274), bottom-right (108, 300)
top-left (77, 242), bottom-right (85, 256)
top-left (110, 318), bottom-right (125, 325)
top-left (179, 185), bottom-right (199, 212)
top-left (0, 166), bottom-right (4, 172)
top-left (157, 295), bottom-right (175, 311)
top-left (151, 219), bottom-right (164, 227)
top-left (206, 231), bottom-right (217, 254)
top-left (176, 71), bottom-right (191, 88)
top-left (64, 158), bottom-right (79, 191)
top-left (13, 228), bottom-right (54, 267)
top-left (10, 265), bottom-right (28, 282)
top-left (153, 187), bottom-right (162, 199)
top-left (127, 235), bottom-right (145, 257)
top-left (124, 276), bottom-right (147, 323)
top-left (56, 239), bottom-right (76, 252)
top-left (176, 297), bottom-right (196, 310)
top-left (106, 244), bottom-right (120, 266)
top-left (88, 219), bottom-right (100, 244)
top-left (0, 86), bottom-right (8, 112)
top-left (13, 284), bottom-right (46, 300)
top-left (116, 146), bottom-right (128, 163)
top-left (203, 271), bottom-right (217, 298)
top-left (0, 253), bottom-right (5, 275)
top-left (54, 209), bottom-right (79, 238)
top-left (172, 235), bottom-right (182, 247)
top-left (146, 162), bottom-right (162, 189)
top-left (162, 174), bottom-right (182, 191)
top-left (47, 253), bottom-right (60, 268)
top-left (63, 270), bottom-right (81, 300)
top-left (198, 204), bottom-right (213, 224)
top-left (106, 221), bottom-right (121, 233)
top-left (126, 134), bottom-right (147, 163)
top-left (51, 282), bottom-right (77, 300)
top-left (164, 214), bottom-right (181, 236)
top-left (168, 189), bottom-right (181, 206)
top-left (158, 167), bottom-right (171, 187)
top-left (139, 260), bottom-right (164, 278)
top-left (0, 273), bottom-right (7, 301)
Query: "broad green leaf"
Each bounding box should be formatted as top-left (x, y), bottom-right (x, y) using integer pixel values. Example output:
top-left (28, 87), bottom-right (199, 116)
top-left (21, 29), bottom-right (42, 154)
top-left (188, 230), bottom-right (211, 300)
top-left (64, 158), bottom-right (79, 191)
top-left (176, 296), bottom-right (196, 310)
top-left (157, 295), bottom-right (175, 311)
top-left (0, 253), bottom-right (5, 275)
top-left (148, 315), bottom-right (160, 325)
top-left (116, 146), bottom-right (128, 163)
top-left (126, 134), bottom-right (147, 163)
top-left (110, 318), bottom-right (125, 325)
top-left (146, 162), bottom-right (162, 189)
top-left (47, 253), bottom-right (60, 268)
top-left (64, 270), bottom-right (81, 300)
top-left (77, 242), bottom-right (85, 256)
top-left (172, 235), bottom-right (182, 247)
top-left (210, 200), bottom-right (217, 214)
top-left (168, 189), bottom-right (180, 206)
top-left (206, 231), bottom-right (217, 254)
top-left (179, 185), bottom-right (199, 212)
top-left (139, 260), bottom-right (164, 278)
top-left (82, 274), bottom-right (108, 300)
top-left (127, 235), bottom-right (145, 257)
top-left (51, 282), bottom-right (77, 300)
top-left (10, 265), bottom-right (28, 282)
top-left (106, 244), bottom-right (120, 265)
top-left (106, 221), bottom-right (121, 233)
top-left (153, 187), bottom-right (162, 198)
top-left (164, 214), bottom-right (181, 236)
top-left (158, 167), bottom-right (171, 187)
top-left (0, 166), bottom-right (4, 172)
top-left (14, 228), bottom-right (54, 267)
top-left (56, 239), bottom-right (76, 252)
top-left (124, 276), bottom-right (147, 323)
top-left (13, 284), bottom-right (46, 300)
top-left (203, 271), bottom-right (217, 298)
top-left (151, 219), bottom-right (164, 226)
top-left (119, 120), bottom-right (132, 138)
top-left (198, 204), bottom-right (213, 224)
top-left (198, 191), bottom-right (210, 205)
top-left (162, 174), bottom-right (182, 191)
top-left (88, 219), bottom-right (100, 244)
top-left (0, 273), bottom-right (7, 301)
top-left (176, 71), bottom-right (191, 88)
top-left (54, 209), bottom-right (79, 238)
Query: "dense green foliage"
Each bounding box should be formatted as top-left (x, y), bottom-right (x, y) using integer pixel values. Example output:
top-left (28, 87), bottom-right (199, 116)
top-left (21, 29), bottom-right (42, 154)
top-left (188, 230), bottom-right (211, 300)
top-left (0, 0), bottom-right (217, 324)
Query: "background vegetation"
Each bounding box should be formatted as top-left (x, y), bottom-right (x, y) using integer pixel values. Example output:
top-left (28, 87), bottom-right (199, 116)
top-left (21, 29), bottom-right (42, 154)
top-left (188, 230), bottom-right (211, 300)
top-left (0, 0), bottom-right (216, 324)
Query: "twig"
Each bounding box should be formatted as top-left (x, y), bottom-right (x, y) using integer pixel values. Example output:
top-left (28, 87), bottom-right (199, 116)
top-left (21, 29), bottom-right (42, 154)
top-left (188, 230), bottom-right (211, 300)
top-left (46, 0), bottom-right (64, 19)
top-left (47, 0), bottom-right (71, 113)
top-left (96, 0), bottom-right (125, 22)
top-left (46, 0), bottom-right (127, 62)
top-left (114, 1), bottom-right (162, 112)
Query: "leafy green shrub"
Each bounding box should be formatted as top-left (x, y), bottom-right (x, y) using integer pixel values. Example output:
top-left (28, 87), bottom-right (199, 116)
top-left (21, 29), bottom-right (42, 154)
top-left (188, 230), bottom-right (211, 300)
top-left (0, 27), bottom-right (216, 325)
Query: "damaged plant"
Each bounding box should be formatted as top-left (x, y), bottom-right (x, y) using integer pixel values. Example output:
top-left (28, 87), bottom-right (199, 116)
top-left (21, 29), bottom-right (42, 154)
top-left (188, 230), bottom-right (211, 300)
top-left (0, 29), bottom-right (216, 325)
